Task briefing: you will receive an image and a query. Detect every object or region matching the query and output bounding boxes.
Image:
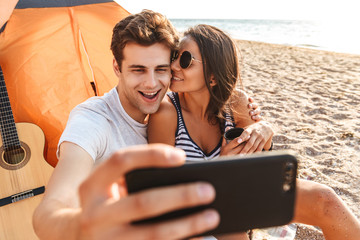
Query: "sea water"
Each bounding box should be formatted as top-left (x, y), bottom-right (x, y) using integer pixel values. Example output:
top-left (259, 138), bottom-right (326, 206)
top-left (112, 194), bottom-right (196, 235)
top-left (170, 19), bottom-right (360, 55)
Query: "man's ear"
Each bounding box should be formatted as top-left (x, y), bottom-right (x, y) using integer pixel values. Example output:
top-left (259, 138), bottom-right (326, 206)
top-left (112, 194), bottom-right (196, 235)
top-left (210, 75), bottom-right (217, 87)
top-left (113, 58), bottom-right (121, 77)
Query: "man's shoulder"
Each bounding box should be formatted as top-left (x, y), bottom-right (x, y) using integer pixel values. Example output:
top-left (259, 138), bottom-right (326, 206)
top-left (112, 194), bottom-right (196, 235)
top-left (76, 96), bottom-right (107, 110)
top-left (73, 88), bottom-right (119, 117)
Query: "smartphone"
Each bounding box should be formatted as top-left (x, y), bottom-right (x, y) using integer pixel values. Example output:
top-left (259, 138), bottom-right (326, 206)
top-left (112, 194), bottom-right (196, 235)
top-left (125, 151), bottom-right (297, 236)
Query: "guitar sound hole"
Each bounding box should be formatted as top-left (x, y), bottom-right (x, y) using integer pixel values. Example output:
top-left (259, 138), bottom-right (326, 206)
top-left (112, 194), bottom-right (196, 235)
top-left (4, 146), bottom-right (25, 165)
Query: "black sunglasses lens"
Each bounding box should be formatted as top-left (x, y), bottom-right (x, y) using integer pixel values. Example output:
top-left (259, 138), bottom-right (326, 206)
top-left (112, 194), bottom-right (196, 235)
top-left (180, 51), bottom-right (192, 69)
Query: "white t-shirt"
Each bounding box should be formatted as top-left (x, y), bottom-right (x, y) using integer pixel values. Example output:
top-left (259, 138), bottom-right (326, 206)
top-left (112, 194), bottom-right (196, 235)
top-left (58, 87), bottom-right (147, 163)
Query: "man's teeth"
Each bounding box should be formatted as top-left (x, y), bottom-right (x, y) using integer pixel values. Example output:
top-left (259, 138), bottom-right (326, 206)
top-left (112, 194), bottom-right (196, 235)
top-left (140, 90), bottom-right (159, 99)
top-left (143, 92), bottom-right (157, 96)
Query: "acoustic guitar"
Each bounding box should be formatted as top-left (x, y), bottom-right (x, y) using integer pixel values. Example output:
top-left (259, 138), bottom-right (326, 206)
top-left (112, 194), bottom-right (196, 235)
top-left (0, 66), bottom-right (53, 239)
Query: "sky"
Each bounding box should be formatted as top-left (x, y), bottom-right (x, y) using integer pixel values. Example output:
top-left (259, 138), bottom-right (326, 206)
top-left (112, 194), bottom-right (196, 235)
top-left (117, 0), bottom-right (360, 21)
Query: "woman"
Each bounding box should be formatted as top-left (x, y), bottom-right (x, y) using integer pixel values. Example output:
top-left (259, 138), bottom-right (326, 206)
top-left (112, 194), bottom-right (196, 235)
top-left (148, 25), bottom-right (273, 160)
top-left (148, 24), bottom-right (360, 240)
top-left (148, 24), bottom-right (272, 240)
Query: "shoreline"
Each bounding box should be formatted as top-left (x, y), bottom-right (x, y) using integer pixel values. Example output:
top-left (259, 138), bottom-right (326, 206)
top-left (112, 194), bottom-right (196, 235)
top-left (237, 38), bottom-right (360, 57)
top-left (236, 39), bottom-right (360, 239)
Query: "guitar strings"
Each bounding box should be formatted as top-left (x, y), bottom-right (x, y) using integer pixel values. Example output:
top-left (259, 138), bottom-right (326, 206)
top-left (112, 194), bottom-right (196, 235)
top-left (0, 67), bottom-right (23, 166)
top-left (0, 66), bottom-right (24, 191)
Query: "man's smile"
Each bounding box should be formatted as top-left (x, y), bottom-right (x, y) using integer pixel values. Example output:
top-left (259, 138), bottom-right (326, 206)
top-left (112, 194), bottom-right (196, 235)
top-left (139, 90), bottom-right (161, 100)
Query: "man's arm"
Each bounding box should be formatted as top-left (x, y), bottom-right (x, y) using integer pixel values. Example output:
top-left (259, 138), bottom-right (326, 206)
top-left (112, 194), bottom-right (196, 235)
top-left (33, 143), bottom-right (219, 240)
top-left (33, 142), bottom-right (95, 239)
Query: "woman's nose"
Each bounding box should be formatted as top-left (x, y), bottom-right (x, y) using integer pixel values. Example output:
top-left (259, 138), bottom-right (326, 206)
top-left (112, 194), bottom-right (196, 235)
top-left (171, 57), bottom-right (181, 71)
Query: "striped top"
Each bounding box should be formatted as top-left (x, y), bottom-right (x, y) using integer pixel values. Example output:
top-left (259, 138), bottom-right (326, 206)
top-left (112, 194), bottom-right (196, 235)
top-left (167, 92), bottom-right (235, 162)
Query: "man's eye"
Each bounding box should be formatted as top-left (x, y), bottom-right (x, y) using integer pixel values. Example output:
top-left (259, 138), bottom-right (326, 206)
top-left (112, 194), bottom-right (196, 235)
top-left (133, 69), bottom-right (145, 73)
top-left (156, 68), bottom-right (168, 73)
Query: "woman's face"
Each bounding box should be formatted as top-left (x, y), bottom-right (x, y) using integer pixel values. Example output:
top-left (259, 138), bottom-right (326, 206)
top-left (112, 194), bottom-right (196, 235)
top-left (170, 36), bottom-right (207, 93)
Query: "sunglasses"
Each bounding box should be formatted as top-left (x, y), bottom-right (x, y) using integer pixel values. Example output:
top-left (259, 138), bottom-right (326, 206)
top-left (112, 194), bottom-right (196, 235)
top-left (172, 50), bottom-right (202, 69)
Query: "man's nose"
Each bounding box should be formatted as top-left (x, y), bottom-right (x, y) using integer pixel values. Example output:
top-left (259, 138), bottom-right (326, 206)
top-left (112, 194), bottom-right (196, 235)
top-left (143, 71), bottom-right (157, 88)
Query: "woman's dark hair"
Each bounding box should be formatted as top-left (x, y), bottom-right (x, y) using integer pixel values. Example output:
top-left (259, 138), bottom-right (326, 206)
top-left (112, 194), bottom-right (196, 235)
top-left (184, 24), bottom-right (243, 126)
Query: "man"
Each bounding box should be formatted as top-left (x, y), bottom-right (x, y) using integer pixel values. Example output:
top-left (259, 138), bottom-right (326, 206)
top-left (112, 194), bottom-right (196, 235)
top-left (33, 10), bottom-right (268, 240)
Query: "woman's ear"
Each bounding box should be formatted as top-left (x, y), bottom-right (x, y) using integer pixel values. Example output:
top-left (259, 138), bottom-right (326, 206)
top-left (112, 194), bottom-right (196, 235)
top-left (210, 75), bottom-right (217, 87)
top-left (113, 58), bottom-right (121, 77)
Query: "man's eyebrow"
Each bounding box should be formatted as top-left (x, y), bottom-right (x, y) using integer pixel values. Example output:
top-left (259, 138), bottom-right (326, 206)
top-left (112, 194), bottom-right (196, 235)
top-left (129, 65), bottom-right (146, 69)
top-left (157, 64), bottom-right (171, 68)
top-left (128, 64), bottom-right (170, 69)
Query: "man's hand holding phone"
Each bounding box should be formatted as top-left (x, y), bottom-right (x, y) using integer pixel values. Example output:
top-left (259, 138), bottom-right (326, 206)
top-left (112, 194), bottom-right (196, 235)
top-left (78, 144), bottom-right (220, 240)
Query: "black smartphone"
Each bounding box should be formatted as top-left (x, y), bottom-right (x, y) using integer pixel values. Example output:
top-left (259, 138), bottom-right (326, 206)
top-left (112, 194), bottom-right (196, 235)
top-left (125, 151), bottom-right (297, 236)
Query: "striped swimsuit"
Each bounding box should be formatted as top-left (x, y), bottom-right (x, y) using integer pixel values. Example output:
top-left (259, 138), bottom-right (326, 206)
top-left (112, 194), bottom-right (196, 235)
top-left (167, 92), bottom-right (235, 162)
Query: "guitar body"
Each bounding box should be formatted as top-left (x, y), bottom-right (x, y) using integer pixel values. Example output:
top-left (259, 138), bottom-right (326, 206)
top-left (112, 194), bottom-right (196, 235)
top-left (0, 122), bottom-right (53, 240)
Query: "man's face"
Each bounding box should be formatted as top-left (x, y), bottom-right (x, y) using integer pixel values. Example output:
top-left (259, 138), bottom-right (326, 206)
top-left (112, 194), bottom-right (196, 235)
top-left (114, 42), bottom-right (171, 123)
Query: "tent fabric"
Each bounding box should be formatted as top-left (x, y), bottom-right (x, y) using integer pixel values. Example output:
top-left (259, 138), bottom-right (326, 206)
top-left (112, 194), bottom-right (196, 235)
top-left (0, 1), bottom-right (129, 167)
top-left (15, 0), bottom-right (114, 9)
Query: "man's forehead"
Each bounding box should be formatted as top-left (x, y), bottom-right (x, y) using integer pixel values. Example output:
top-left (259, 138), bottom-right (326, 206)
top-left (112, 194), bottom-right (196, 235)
top-left (122, 42), bottom-right (171, 67)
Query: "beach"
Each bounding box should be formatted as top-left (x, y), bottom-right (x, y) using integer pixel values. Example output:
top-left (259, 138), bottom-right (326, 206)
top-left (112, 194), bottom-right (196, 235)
top-left (236, 40), bottom-right (360, 239)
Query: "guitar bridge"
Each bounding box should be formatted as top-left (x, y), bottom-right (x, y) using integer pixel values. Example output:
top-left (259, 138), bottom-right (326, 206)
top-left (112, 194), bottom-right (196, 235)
top-left (12, 190), bottom-right (35, 203)
top-left (0, 186), bottom-right (45, 207)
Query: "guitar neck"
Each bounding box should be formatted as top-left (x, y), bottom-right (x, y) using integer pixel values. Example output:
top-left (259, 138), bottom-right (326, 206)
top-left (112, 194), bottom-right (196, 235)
top-left (0, 66), bottom-right (21, 148)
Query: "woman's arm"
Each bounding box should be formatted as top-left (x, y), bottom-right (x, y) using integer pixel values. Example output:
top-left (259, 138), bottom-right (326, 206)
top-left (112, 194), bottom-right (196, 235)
top-left (147, 98), bottom-right (178, 146)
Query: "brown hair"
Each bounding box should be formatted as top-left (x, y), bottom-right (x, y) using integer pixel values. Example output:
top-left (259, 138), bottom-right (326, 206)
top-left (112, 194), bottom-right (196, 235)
top-left (183, 24), bottom-right (243, 127)
top-left (111, 9), bottom-right (179, 71)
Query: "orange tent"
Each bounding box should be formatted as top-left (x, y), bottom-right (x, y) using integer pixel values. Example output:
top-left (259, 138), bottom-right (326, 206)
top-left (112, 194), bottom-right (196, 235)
top-left (0, 0), bottom-right (129, 167)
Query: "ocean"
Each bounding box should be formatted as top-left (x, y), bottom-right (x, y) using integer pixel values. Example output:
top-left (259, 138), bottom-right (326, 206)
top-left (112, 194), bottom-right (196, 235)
top-left (170, 19), bottom-right (360, 55)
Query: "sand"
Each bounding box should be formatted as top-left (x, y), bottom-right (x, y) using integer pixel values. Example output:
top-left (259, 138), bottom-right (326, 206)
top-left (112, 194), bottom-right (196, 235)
top-left (236, 40), bottom-right (360, 239)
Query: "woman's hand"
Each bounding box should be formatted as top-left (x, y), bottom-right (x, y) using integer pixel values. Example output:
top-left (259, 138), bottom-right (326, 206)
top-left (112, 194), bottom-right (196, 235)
top-left (220, 137), bottom-right (246, 156)
top-left (220, 121), bottom-right (273, 156)
top-left (238, 121), bottom-right (273, 154)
